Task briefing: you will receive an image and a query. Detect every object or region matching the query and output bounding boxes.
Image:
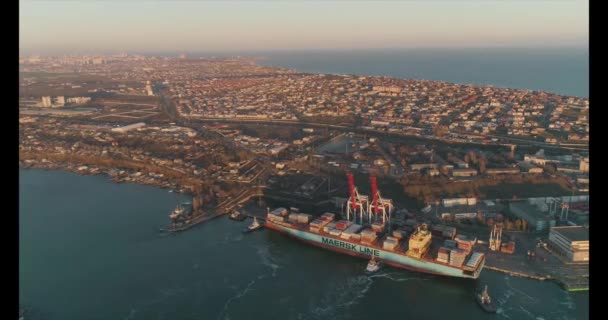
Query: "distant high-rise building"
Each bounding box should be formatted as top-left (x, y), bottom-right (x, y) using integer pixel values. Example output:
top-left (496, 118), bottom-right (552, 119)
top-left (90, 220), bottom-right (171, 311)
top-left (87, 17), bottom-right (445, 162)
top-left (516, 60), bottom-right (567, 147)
top-left (41, 96), bottom-right (52, 108)
top-left (179, 53), bottom-right (187, 59)
top-left (579, 158), bottom-right (589, 173)
top-left (146, 84), bottom-right (154, 96)
top-left (55, 96), bottom-right (65, 106)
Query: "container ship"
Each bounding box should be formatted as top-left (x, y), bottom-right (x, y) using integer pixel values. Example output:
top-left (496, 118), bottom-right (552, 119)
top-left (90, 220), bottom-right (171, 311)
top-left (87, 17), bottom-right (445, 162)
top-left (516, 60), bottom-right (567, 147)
top-left (264, 173), bottom-right (485, 279)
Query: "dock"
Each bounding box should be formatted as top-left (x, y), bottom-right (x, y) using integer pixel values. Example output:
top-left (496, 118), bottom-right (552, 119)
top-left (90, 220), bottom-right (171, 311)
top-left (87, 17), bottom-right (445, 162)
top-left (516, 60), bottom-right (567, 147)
top-left (478, 235), bottom-right (588, 291)
top-left (167, 186), bottom-right (265, 233)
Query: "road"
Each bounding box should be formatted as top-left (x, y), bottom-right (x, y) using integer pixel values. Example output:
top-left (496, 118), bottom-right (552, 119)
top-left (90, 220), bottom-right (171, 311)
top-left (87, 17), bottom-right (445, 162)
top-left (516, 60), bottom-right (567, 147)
top-left (176, 115), bottom-right (587, 152)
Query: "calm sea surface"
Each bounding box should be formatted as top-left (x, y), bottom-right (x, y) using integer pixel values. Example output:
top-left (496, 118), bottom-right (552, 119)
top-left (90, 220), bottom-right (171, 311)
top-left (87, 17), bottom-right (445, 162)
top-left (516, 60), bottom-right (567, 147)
top-left (255, 48), bottom-right (588, 98)
top-left (20, 169), bottom-right (588, 319)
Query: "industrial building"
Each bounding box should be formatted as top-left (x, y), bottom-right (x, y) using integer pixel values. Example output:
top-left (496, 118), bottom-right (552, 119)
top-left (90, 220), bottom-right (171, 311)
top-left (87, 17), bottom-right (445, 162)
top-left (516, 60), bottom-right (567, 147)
top-left (548, 226), bottom-right (589, 263)
top-left (508, 201), bottom-right (556, 232)
top-left (41, 96), bottom-right (52, 108)
top-left (111, 122), bottom-right (146, 133)
top-left (452, 168), bottom-right (478, 177)
top-left (485, 167), bottom-right (520, 175)
top-left (518, 161), bottom-right (544, 173)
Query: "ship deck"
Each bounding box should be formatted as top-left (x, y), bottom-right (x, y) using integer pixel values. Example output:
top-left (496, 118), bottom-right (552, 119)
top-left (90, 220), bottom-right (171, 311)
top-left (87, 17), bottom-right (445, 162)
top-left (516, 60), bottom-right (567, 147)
top-left (268, 220), bottom-right (484, 273)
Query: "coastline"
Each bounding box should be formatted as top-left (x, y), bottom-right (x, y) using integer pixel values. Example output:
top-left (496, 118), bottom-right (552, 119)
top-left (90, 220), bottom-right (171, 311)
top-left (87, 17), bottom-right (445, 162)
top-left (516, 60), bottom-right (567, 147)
top-left (19, 162), bottom-right (191, 195)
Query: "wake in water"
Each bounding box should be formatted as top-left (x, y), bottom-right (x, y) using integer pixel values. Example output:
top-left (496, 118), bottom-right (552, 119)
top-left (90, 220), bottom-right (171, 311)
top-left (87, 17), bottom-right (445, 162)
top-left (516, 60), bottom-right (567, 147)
top-left (369, 271), bottom-right (430, 282)
top-left (217, 279), bottom-right (258, 320)
top-left (122, 286), bottom-right (187, 320)
top-left (255, 245), bottom-right (281, 278)
top-left (217, 245), bottom-right (284, 319)
top-left (504, 276), bottom-right (539, 303)
top-left (306, 275), bottom-right (373, 320)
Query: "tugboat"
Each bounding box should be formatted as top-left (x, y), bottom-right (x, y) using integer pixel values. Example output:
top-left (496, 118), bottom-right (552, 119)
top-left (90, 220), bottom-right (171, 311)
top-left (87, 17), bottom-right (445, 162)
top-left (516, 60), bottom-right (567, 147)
top-left (243, 216), bottom-right (263, 233)
top-left (365, 256), bottom-right (382, 274)
top-left (229, 210), bottom-right (247, 221)
top-left (476, 285), bottom-right (497, 313)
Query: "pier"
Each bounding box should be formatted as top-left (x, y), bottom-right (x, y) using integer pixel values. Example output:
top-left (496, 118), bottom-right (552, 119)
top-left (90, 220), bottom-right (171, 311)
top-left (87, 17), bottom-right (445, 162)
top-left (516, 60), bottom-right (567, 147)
top-left (167, 186), bottom-right (265, 232)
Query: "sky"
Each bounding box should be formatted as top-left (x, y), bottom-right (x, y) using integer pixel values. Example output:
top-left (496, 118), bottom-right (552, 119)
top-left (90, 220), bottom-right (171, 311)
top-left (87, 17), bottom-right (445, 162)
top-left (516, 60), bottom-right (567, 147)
top-left (19, 0), bottom-right (589, 54)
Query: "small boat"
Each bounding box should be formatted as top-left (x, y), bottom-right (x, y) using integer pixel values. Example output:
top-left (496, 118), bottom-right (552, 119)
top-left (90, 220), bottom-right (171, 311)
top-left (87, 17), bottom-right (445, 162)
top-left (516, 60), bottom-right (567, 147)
top-left (365, 256), bottom-right (382, 274)
top-left (243, 217), bottom-right (263, 233)
top-left (229, 210), bottom-right (247, 221)
top-left (476, 285), bottom-right (497, 313)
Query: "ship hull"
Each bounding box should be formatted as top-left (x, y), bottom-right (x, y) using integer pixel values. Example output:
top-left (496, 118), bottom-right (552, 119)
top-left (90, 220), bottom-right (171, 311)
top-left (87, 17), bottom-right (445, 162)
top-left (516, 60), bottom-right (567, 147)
top-left (266, 221), bottom-right (483, 279)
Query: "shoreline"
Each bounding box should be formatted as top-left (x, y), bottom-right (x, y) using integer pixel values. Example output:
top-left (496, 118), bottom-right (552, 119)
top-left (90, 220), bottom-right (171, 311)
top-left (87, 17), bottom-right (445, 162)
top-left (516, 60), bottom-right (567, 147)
top-left (19, 162), bottom-right (192, 195)
top-left (20, 163), bottom-right (589, 292)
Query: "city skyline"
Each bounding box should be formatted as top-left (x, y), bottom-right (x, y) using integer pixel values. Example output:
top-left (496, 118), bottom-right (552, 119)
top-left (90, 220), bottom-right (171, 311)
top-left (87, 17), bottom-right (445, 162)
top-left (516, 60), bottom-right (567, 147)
top-left (20, 0), bottom-right (588, 54)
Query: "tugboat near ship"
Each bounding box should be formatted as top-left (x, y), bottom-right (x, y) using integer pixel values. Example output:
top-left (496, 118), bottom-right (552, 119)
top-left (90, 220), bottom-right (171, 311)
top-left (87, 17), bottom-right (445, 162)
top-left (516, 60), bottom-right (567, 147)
top-left (476, 285), bottom-right (497, 313)
top-left (243, 216), bottom-right (263, 233)
top-left (365, 255), bottom-right (382, 274)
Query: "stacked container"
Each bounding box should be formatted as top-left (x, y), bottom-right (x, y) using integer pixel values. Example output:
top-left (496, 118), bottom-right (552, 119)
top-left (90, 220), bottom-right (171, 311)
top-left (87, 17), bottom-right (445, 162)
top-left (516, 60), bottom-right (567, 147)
top-left (323, 222), bottom-right (337, 233)
top-left (329, 228), bottom-right (342, 236)
top-left (360, 228), bottom-right (377, 245)
top-left (288, 214), bottom-right (299, 223)
top-left (449, 248), bottom-right (466, 267)
top-left (298, 213), bottom-right (312, 224)
top-left (267, 207), bottom-right (289, 223)
top-left (371, 221), bottom-right (385, 232)
top-left (455, 234), bottom-right (477, 255)
top-left (383, 237), bottom-right (399, 251)
top-left (437, 247), bottom-right (450, 263)
top-left (270, 208), bottom-right (289, 216)
top-left (309, 218), bottom-right (330, 233)
top-left (335, 220), bottom-right (353, 231)
top-left (340, 224), bottom-right (363, 240)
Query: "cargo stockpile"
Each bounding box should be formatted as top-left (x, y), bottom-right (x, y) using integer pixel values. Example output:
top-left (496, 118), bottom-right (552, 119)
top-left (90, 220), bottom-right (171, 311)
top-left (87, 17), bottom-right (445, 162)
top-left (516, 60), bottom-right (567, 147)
top-left (500, 241), bottom-right (516, 254)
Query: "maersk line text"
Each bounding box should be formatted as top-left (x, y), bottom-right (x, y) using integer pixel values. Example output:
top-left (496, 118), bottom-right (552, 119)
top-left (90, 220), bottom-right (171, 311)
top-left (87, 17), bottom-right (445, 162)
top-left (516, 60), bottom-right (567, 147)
top-left (321, 237), bottom-right (380, 257)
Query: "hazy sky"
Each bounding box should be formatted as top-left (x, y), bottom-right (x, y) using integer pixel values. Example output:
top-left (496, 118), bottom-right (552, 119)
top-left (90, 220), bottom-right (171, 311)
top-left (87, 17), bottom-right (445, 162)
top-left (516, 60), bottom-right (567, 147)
top-left (20, 0), bottom-right (588, 53)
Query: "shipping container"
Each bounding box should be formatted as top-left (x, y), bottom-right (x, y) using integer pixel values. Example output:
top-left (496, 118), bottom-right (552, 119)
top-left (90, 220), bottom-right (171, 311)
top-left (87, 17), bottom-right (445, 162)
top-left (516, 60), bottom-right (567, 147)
top-left (392, 230), bottom-right (407, 239)
top-left (329, 229), bottom-right (342, 236)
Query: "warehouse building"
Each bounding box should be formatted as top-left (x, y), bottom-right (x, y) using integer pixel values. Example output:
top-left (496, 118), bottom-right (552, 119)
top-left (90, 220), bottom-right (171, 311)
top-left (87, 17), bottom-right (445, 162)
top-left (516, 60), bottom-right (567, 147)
top-left (548, 226), bottom-right (589, 263)
top-left (509, 201), bottom-right (555, 232)
top-left (111, 122), bottom-right (146, 133)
